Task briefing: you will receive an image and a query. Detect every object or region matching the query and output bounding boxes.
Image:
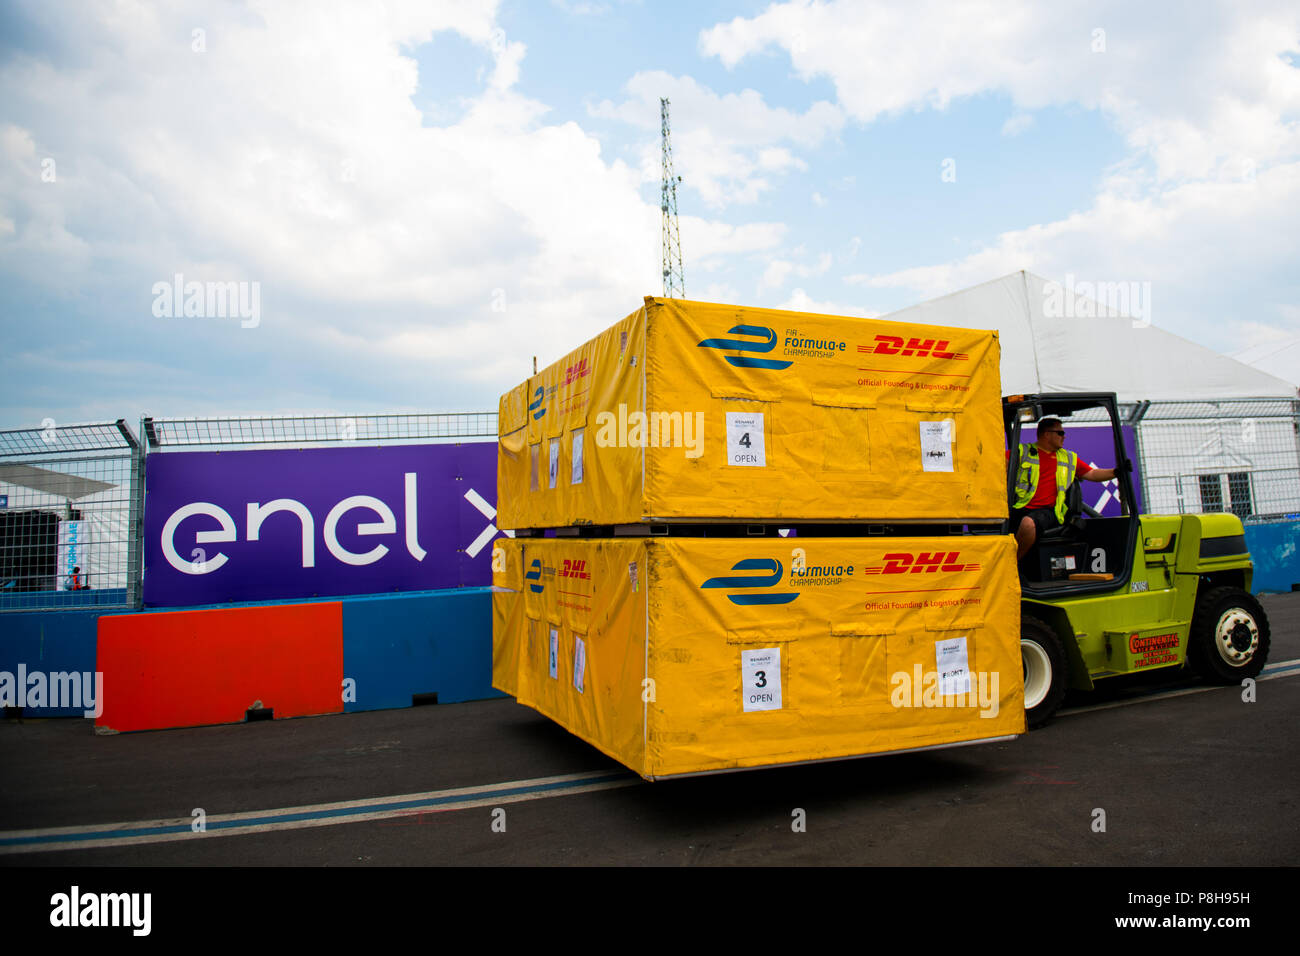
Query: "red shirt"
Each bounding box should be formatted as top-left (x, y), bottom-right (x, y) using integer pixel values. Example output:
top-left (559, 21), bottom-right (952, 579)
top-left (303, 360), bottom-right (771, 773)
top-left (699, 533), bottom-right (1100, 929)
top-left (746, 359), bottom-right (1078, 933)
top-left (1006, 448), bottom-right (1093, 509)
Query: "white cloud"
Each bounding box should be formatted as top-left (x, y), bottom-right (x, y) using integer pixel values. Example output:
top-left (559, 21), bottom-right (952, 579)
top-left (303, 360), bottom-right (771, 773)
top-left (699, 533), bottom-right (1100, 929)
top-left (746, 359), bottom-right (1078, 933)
top-left (1002, 113), bottom-right (1034, 136)
top-left (590, 70), bottom-right (843, 207)
top-left (758, 251), bottom-right (832, 293)
top-left (776, 288), bottom-right (879, 318)
top-left (701, 1), bottom-right (1300, 184)
top-left (708, 0), bottom-right (1300, 356)
top-left (0, 0), bottom-right (792, 422)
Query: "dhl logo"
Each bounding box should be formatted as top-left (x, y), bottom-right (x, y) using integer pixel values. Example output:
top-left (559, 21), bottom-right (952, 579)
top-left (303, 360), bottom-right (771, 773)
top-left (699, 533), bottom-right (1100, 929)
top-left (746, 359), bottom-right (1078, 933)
top-left (564, 358), bottom-right (591, 385)
top-left (559, 558), bottom-right (591, 580)
top-left (857, 335), bottom-right (969, 360)
top-left (861, 552), bottom-right (981, 574)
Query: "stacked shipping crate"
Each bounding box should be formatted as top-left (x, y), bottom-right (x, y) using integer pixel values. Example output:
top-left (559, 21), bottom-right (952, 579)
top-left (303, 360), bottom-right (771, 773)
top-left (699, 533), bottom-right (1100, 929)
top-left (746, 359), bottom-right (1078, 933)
top-left (493, 296), bottom-right (1024, 779)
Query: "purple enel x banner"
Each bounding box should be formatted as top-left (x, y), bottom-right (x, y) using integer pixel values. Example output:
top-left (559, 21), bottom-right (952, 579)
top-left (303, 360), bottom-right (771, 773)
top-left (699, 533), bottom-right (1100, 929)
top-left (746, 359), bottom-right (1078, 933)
top-left (1019, 424), bottom-right (1144, 517)
top-left (143, 443), bottom-right (500, 607)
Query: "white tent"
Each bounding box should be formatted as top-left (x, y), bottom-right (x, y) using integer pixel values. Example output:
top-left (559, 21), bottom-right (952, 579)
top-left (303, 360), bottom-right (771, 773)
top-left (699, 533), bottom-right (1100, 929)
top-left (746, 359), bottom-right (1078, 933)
top-left (881, 271), bottom-right (1297, 401)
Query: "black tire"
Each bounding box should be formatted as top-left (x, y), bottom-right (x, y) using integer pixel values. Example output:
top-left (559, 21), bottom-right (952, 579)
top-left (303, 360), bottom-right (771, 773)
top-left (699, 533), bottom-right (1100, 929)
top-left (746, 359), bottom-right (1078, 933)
top-left (1021, 616), bottom-right (1068, 728)
top-left (1187, 586), bottom-right (1270, 684)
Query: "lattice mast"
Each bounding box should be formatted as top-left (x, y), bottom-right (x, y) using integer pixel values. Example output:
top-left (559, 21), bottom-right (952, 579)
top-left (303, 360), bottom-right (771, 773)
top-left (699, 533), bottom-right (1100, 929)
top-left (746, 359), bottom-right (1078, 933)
top-left (660, 97), bottom-right (685, 298)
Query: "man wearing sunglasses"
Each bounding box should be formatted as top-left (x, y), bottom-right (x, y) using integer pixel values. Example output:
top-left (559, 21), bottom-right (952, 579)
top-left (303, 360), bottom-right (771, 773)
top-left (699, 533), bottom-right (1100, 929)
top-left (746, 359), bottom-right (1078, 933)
top-left (1008, 417), bottom-right (1124, 560)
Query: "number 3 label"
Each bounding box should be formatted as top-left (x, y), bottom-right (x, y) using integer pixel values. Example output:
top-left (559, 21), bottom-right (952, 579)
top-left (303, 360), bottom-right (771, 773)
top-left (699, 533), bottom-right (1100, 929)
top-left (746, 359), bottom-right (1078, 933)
top-left (741, 647), bottom-right (782, 712)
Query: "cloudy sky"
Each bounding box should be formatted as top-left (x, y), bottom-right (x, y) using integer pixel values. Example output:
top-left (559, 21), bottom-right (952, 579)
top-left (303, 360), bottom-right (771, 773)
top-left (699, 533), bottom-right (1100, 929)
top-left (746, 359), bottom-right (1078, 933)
top-left (2, 0), bottom-right (1298, 429)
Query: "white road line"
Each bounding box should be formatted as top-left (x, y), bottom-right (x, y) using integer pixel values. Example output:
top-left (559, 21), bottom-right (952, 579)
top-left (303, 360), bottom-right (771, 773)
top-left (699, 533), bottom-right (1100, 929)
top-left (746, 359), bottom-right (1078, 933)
top-left (1059, 658), bottom-right (1300, 718)
top-left (0, 770), bottom-right (639, 855)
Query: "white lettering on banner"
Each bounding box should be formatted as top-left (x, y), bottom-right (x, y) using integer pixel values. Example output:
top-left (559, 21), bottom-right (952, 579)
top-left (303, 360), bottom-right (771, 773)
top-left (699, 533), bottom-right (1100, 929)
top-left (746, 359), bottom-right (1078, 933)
top-left (161, 472), bottom-right (445, 573)
top-left (404, 473), bottom-right (426, 561)
top-left (246, 499), bottom-right (315, 567)
top-left (162, 503), bottom-right (235, 574)
top-left (324, 495), bottom-right (395, 566)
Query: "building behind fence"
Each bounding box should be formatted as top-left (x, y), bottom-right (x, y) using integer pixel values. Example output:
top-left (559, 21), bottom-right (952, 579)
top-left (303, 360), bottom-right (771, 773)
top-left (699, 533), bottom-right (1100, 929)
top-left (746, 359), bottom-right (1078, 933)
top-left (2, 400), bottom-right (1297, 612)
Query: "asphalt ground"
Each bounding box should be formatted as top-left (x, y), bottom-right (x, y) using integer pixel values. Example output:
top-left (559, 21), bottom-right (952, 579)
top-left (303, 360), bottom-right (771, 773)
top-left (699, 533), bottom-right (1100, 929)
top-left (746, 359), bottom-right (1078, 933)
top-left (1, 593), bottom-right (1296, 872)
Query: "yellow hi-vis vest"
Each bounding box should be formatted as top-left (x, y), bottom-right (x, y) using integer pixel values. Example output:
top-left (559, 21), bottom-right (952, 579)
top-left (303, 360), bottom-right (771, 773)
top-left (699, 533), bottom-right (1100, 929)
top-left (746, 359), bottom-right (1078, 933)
top-left (1013, 443), bottom-right (1079, 523)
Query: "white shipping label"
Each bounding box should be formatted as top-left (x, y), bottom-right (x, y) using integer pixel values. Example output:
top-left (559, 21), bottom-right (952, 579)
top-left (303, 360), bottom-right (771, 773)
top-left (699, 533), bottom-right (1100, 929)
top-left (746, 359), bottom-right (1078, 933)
top-left (549, 628), bottom-right (559, 680)
top-left (741, 646), bottom-right (782, 712)
top-left (573, 637), bottom-right (586, 693)
top-left (936, 636), bottom-right (971, 697)
top-left (726, 412), bottom-right (767, 467)
top-left (548, 439), bottom-right (560, 488)
top-left (920, 419), bottom-right (955, 472)
top-left (570, 428), bottom-right (585, 484)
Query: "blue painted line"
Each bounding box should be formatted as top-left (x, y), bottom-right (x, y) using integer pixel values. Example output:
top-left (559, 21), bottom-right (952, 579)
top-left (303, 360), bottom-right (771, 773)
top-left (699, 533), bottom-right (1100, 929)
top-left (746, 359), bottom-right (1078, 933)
top-left (0, 773), bottom-right (624, 848)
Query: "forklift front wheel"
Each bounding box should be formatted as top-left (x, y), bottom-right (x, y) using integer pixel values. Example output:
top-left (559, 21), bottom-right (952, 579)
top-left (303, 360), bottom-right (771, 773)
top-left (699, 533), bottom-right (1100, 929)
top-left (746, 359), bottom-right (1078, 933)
top-left (1021, 617), bottom-right (1067, 728)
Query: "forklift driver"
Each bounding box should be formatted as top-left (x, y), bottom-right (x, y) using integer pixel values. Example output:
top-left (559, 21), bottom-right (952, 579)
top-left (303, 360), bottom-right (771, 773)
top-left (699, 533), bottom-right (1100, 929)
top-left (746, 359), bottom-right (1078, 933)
top-left (1008, 418), bottom-right (1127, 560)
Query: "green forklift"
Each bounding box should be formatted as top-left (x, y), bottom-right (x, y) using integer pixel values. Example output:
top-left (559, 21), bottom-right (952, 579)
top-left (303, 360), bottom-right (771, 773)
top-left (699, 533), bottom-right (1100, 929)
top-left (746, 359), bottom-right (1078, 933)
top-left (1004, 393), bottom-right (1271, 727)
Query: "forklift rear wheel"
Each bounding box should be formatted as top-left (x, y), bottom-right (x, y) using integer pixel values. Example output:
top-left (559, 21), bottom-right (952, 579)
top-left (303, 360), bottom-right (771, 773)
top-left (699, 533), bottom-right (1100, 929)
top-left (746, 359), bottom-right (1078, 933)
top-left (1022, 617), bottom-right (1067, 728)
top-left (1188, 586), bottom-right (1270, 684)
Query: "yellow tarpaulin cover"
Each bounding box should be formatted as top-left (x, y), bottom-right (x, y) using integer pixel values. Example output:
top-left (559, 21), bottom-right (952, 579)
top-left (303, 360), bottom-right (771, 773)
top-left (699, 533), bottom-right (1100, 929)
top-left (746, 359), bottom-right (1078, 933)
top-left (493, 535), bottom-right (1024, 779)
top-left (498, 297), bottom-right (1005, 530)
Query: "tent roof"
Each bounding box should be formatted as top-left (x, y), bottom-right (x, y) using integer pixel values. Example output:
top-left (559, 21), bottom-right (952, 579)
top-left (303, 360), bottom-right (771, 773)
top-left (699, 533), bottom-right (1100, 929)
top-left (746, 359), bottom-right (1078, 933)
top-left (881, 271), bottom-right (1298, 402)
top-left (0, 464), bottom-right (117, 500)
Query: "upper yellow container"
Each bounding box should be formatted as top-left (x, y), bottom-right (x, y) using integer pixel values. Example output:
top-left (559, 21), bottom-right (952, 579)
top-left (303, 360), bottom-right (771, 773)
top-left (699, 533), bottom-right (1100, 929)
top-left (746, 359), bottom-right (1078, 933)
top-left (498, 297), bottom-right (1005, 529)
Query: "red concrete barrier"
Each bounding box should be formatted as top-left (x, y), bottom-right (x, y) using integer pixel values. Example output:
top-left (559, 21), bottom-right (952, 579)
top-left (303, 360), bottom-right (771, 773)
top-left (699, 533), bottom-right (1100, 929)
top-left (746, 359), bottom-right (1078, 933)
top-left (96, 603), bottom-right (343, 732)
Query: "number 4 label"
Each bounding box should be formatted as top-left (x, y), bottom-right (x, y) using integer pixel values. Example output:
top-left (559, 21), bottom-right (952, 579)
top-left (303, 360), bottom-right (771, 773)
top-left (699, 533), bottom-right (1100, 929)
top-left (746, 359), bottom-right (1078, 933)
top-left (726, 412), bottom-right (767, 467)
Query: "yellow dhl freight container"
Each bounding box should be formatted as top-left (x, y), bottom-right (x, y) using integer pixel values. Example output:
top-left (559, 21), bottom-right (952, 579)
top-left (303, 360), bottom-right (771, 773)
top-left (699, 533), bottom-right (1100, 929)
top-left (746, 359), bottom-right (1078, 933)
top-left (497, 297), bottom-right (1005, 530)
top-left (491, 535), bottom-right (1024, 779)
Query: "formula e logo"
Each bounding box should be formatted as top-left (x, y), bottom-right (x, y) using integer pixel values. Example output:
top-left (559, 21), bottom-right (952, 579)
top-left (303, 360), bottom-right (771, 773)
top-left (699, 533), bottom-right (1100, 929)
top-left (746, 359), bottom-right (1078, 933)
top-left (858, 335), bottom-right (968, 360)
top-left (700, 558), bottom-right (799, 605)
top-left (861, 552), bottom-right (980, 574)
top-left (529, 386), bottom-right (546, 421)
top-left (526, 558), bottom-right (544, 593)
top-left (697, 326), bottom-right (793, 371)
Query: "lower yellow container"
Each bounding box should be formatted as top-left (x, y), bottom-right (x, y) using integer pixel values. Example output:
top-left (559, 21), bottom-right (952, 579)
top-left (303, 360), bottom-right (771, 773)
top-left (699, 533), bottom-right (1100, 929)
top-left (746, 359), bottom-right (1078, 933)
top-left (492, 535), bottom-right (1024, 779)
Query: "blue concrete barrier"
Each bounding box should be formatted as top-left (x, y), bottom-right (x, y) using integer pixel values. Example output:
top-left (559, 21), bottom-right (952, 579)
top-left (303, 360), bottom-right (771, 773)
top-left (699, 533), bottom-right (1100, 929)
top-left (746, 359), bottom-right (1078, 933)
top-left (342, 587), bottom-right (501, 712)
top-left (0, 609), bottom-right (103, 716)
top-left (2, 586), bottom-right (504, 720)
top-left (1244, 519), bottom-right (1300, 594)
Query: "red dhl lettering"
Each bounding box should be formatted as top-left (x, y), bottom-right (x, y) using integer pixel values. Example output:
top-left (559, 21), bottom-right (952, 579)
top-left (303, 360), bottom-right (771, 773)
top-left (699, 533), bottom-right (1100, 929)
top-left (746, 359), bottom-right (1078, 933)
top-left (862, 335), bottom-right (968, 360)
top-left (564, 357), bottom-right (591, 384)
top-left (559, 558), bottom-right (591, 580)
top-left (866, 552), bottom-right (976, 574)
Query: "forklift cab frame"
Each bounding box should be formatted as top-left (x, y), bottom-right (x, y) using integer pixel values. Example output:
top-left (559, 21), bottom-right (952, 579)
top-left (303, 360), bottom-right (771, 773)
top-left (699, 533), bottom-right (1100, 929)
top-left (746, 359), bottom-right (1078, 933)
top-left (1003, 392), bottom-right (1140, 597)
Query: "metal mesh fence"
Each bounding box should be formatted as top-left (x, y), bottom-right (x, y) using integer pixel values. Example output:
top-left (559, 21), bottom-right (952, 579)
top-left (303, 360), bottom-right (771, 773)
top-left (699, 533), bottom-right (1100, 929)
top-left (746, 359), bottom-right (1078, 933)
top-left (1133, 399), bottom-right (1300, 521)
top-left (0, 420), bottom-right (143, 612)
top-left (144, 412), bottom-right (497, 450)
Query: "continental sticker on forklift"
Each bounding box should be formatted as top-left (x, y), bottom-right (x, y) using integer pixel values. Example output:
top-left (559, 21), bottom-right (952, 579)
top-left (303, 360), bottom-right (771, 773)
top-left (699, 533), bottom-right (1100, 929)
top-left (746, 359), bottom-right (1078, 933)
top-left (741, 647), bottom-right (782, 712)
top-left (1131, 632), bottom-right (1180, 668)
top-left (726, 412), bottom-right (767, 467)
